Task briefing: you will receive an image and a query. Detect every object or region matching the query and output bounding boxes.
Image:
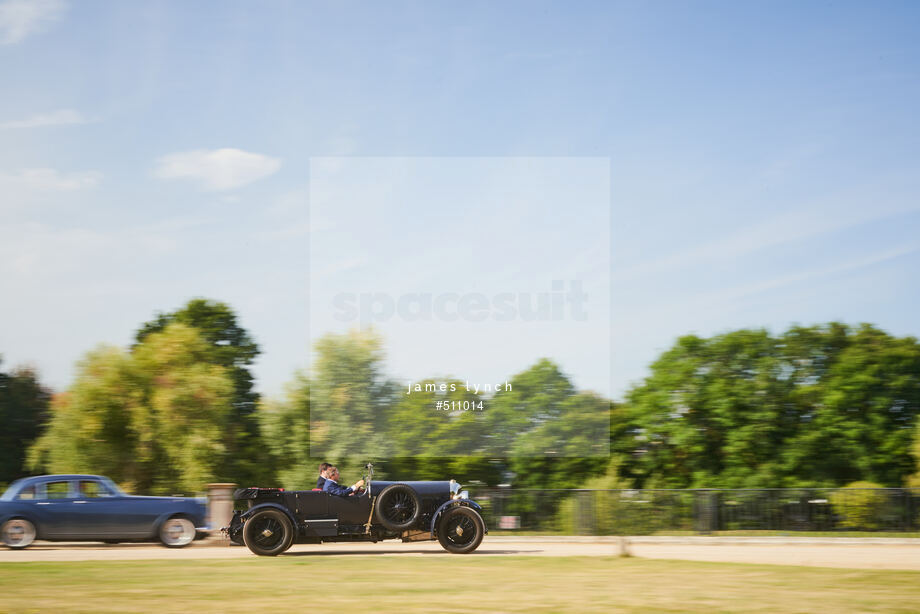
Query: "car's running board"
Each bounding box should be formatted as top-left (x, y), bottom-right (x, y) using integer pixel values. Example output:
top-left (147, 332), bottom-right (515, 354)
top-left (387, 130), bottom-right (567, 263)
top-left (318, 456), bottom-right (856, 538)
top-left (300, 519), bottom-right (338, 537)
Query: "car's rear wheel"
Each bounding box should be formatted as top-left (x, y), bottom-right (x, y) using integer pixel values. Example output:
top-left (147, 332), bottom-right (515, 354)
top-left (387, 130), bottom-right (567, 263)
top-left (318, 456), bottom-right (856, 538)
top-left (159, 516), bottom-right (196, 548)
top-left (374, 484), bottom-right (421, 531)
top-left (243, 509), bottom-right (293, 556)
top-left (437, 506), bottom-right (484, 554)
top-left (1, 518), bottom-right (36, 549)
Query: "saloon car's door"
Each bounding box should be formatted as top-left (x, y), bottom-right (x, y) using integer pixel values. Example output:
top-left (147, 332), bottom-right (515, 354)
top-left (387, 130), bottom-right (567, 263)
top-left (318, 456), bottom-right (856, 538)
top-left (95, 496), bottom-right (164, 537)
top-left (32, 479), bottom-right (80, 538)
top-left (68, 479), bottom-right (124, 537)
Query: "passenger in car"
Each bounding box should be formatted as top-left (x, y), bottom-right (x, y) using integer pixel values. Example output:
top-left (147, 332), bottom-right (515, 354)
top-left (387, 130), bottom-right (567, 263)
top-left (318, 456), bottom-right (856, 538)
top-left (322, 467), bottom-right (365, 497)
top-left (316, 462), bottom-right (332, 489)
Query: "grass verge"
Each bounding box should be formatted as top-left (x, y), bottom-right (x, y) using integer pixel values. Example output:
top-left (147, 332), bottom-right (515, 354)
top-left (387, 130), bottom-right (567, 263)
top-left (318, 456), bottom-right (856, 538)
top-left (1, 556), bottom-right (919, 613)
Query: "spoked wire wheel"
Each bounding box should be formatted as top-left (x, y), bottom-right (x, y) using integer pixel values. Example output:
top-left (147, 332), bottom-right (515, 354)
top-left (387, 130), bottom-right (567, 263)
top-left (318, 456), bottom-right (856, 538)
top-left (374, 484), bottom-right (421, 531)
top-left (242, 509), bottom-right (293, 556)
top-left (437, 506), bottom-right (484, 554)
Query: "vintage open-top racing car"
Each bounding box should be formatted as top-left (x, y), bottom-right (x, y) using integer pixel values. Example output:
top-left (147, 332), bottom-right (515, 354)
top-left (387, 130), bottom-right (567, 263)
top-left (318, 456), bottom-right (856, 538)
top-left (223, 465), bottom-right (486, 555)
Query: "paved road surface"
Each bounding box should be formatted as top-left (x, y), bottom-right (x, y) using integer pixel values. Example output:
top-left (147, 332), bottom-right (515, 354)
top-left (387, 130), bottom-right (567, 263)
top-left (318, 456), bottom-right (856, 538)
top-left (2, 537), bottom-right (918, 570)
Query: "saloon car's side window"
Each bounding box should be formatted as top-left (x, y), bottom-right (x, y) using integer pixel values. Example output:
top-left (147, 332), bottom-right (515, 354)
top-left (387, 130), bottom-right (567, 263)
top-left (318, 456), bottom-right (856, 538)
top-left (15, 484), bottom-right (37, 500)
top-left (44, 481), bottom-right (73, 499)
top-left (79, 480), bottom-right (113, 498)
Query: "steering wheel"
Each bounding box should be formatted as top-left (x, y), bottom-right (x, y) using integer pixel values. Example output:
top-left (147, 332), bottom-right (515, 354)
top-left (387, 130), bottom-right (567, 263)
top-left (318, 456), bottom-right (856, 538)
top-left (360, 462), bottom-right (374, 496)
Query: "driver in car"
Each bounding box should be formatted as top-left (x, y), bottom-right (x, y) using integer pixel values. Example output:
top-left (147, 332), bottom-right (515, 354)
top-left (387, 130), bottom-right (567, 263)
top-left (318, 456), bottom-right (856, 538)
top-left (321, 466), bottom-right (365, 497)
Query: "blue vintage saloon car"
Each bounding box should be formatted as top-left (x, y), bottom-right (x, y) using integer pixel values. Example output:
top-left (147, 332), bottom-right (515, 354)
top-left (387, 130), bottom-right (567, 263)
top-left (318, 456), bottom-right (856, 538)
top-left (0, 475), bottom-right (207, 549)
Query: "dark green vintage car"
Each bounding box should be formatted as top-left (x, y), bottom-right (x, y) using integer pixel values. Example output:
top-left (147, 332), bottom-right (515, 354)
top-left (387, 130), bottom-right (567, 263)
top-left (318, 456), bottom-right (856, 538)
top-left (225, 465), bottom-right (486, 555)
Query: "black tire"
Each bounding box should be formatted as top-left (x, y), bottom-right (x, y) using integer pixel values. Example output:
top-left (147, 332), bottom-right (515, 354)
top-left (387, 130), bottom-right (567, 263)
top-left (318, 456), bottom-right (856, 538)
top-left (437, 506), bottom-right (484, 554)
top-left (374, 484), bottom-right (421, 531)
top-left (243, 509), bottom-right (294, 556)
top-left (1, 518), bottom-right (36, 549)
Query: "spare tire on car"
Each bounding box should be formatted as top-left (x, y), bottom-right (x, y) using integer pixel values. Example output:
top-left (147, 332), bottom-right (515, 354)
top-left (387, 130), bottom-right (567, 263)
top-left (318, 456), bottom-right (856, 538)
top-left (374, 484), bottom-right (421, 531)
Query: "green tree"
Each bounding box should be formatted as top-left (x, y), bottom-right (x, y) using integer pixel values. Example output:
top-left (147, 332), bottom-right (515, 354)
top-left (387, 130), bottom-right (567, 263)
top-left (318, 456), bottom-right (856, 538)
top-left (829, 481), bottom-right (890, 529)
top-left (383, 379), bottom-right (498, 484)
top-left (904, 416), bottom-right (920, 488)
top-left (909, 419), bottom-right (920, 488)
top-left (135, 298), bottom-right (266, 485)
top-left (485, 358), bottom-right (575, 457)
top-left (29, 324), bottom-right (235, 494)
top-left (259, 373), bottom-right (313, 489)
top-left (617, 323), bottom-right (920, 488)
top-left (781, 325), bottom-right (920, 486)
top-left (309, 328), bottom-right (397, 463)
top-left (389, 378), bottom-right (487, 457)
top-left (136, 298), bottom-right (259, 418)
top-left (482, 359), bottom-right (609, 489)
top-left (0, 361), bottom-right (51, 485)
top-left (508, 392), bottom-right (611, 490)
top-left (268, 331), bottom-right (506, 486)
top-left (618, 329), bottom-right (794, 488)
top-left (28, 347), bottom-right (139, 486)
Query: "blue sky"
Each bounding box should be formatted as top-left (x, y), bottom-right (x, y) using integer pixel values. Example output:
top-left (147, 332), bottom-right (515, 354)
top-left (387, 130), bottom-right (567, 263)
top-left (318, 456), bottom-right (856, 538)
top-left (1, 0), bottom-right (918, 400)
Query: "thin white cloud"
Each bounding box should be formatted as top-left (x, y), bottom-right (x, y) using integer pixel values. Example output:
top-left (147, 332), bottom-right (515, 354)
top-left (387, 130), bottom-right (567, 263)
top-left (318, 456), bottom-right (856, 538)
top-left (0, 0), bottom-right (66, 45)
top-left (703, 243), bottom-right (920, 305)
top-left (153, 148), bottom-right (282, 191)
top-left (0, 168), bottom-right (101, 190)
top-left (0, 109), bottom-right (92, 129)
top-left (614, 243), bottom-right (920, 337)
top-left (613, 201), bottom-right (920, 283)
top-left (316, 256), bottom-right (366, 278)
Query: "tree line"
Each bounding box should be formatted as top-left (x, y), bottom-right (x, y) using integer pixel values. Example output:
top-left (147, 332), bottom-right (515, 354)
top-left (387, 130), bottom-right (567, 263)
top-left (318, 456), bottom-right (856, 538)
top-left (2, 299), bottom-right (919, 494)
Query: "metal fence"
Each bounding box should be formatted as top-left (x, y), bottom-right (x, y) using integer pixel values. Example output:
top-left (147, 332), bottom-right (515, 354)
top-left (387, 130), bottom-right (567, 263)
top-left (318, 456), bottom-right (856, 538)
top-left (467, 488), bottom-right (920, 535)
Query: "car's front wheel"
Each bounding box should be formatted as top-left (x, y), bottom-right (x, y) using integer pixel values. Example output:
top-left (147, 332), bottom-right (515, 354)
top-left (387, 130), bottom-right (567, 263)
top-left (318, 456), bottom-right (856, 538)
top-left (242, 509), bottom-right (294, 556)
top-left (1, 518), bottom-right (36, 549)
top-left (159, 516), bottom-right (196, 548)
top-left (436, 506), bottom-right (484, 554)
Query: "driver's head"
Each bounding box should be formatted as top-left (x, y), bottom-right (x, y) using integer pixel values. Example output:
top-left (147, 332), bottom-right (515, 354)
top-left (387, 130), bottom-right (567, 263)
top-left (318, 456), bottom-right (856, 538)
top-left (327, 467), bottom-right (340, 480)
top-left (319, 462), bottom-right (332, 477)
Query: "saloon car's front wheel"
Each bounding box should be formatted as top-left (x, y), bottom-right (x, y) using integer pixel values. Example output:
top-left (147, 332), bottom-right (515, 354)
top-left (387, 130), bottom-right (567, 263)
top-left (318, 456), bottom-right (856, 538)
top-left (1, 518), bottom-right (36, 549)
top-left (437, 506), bottom-right (484, 554)
top-left (243, 509), bottom-right (294, 556)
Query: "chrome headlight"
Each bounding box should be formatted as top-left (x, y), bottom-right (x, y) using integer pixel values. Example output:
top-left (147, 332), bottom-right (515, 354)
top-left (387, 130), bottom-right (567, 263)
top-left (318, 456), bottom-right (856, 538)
top-left (458, 490), bottom-right (469, 500)
top-left (450, 480), bottom-right (462, 498)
